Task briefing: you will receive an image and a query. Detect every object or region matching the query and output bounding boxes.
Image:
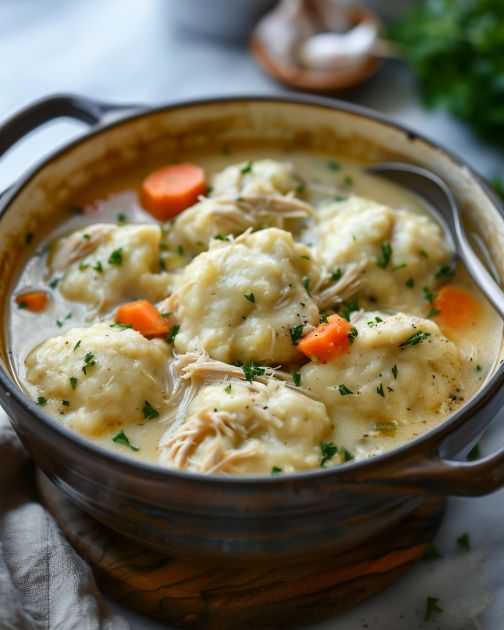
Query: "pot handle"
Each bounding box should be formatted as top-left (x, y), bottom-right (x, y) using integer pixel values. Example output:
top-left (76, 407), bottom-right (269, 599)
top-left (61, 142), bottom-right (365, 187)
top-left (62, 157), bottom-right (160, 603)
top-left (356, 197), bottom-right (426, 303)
top-left (357, 447), bottom-right (504, 497)
top-left (0, 93), bottom-right (145, 158)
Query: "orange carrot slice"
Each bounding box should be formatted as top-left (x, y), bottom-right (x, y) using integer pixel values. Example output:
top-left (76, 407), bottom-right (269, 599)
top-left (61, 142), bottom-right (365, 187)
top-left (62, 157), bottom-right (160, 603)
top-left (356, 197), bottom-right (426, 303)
top-left (141, 163), bottom-right (206, 220)
top-left (298, 314), bottom-right (352, 363)
top-left (15, 291), bottom-right (49, 312)
top-left (116, 300), bottom-right (172, 338)
top-left (433, 285), bottom-right (481, 329)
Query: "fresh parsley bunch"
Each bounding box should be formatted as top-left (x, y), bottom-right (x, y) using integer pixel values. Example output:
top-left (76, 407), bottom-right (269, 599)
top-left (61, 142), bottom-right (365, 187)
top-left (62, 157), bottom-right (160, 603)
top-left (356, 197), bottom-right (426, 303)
top-left (389, 0), bottom-right (504, 146)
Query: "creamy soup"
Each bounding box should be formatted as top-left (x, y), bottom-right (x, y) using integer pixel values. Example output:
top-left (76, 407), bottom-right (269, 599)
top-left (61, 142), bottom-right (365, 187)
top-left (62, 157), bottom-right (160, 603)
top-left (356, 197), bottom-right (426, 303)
top-left (8, 151), bottom-right (501, 474)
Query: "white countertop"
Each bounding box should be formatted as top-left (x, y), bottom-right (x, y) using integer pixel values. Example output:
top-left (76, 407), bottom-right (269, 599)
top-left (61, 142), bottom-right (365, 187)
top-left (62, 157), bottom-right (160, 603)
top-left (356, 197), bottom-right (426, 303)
top-left (2, 1), bottom-right (504, 628)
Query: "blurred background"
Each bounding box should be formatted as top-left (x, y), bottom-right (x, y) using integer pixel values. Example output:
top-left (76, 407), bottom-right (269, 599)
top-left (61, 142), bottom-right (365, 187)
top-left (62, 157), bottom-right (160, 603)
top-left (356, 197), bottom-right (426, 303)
top-left (2, 1), bottom-right (504, 628)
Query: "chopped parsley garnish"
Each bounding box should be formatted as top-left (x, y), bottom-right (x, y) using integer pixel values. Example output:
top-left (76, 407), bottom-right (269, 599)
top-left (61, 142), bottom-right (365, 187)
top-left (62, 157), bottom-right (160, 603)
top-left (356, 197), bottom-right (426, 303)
top-left (423, 544), bottom-right (442, 561)
top-left (405, 277), bottom-right (415, 288)
top-left (242, 361), bottom-right (266, 382)
top-left (69, 377), bottom-right (78, 390)
top-left (419, 249), bottom-right (429, 258)
top-left (338, 384), bottom-right (353, 396)
top-left (25, 232), bottom-right (34, 245)
top-left (93, 261), bottom-right (103, 273)
top-left (117, 213), bottom-right (127, 224)
top-left (456, 532), bottom-right (471, 551)
top-left (161, 311), bottom-right (173, 319)
top-left (467, 443), bottom-right (480, 461)
top-left (17, 301), bottom-right (27, 309)
top-left (292, 372), bottom-right (301, 387)
top-left (48, 277), bottom-right (61, 289)
top-left (373, 421), bottom-right (398, 435)
top-left (73, 340), bottom-right (81, 352)
top-left (320, 441), bottom-right (338, 466)
top-left (423, 286), bottom-right (436, 303)
top-left (476, 364), bottom-right (482, 372)
top-left (112, 430), bottom-right (139, 452)
top-left (82, 233), bottom-right (91, 241)
top-left (166, 324), bottom-right (180, 344)
top-left (376, 383), bottom-right (385, 398)
top-left (331, 268), bottom-right (343, 283)
top-left (400, 331), bottom-right (431, 349)
top-left (367, 317), bottom-right (383, 328)
top-left (36, 396), bottom-right (47, 406)
top-left (240, 161), bottom-right (253, 174)
top-left (82, 352), bottom-right (96, 375)
top-left (340, 448), bottom-right (354, 463)
top-left (302, 277), bottom-right (311, 294)
top-left (333, 195), bottom-right (347, 202)
top-left (348, 326), bottom-right (358, 344)
top-left (159, 256), bottom-right (166, 271)
top-left (142, 400), bottom-right (159, 420)
top-left (435, 264), bottom-right (455, 281)
top-left (342, 175), bottom-right (353, 187)
top-left (427, 307), bottom-right (441, 318)
top-left (110, 323), bottom-right (132, 330)
top-left (424, 596), bottom-right (443, 621)
top-left (176, 244), bottom-right (185, 256)
top-left (327, 159), bottom-right (341, 171)
top-left (339, 299), bottom-right (359, 321)
top-left (56, 312), bottom-right (72, 328)
top-left (319, 311), bottom-right (330, 323)
top-left (108, 248), bottom-right (123, 266)
top-left (244, 292), bottom-right (255, 304)
top-left (290, 324), bottom-right (304, 345)
top-left (392, 364), bottom-right (398, 380)
top-left (61, 400), bottom-right (70, 407)
top-left (224, 383), bottom-right (232, 394)
top-left (271, 466), bottom-right (282, 474)
top-left (214, 234), bottom-right (230, 241)
top-left (79, 262), bottom-right (90, 271)
top-left (376, 242), bottom-right (392, 268)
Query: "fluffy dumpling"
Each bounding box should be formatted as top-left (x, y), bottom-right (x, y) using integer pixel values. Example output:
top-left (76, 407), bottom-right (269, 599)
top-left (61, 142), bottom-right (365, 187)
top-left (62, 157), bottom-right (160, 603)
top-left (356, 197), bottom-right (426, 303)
top-left (158, 379), bottom-right (332, 474)
top-left (52, 224), bottom-right (171, 311)
top-left (25, 322), bottom-right (170, 437)
top-left (301, 310), bottom-right (464, 439)
top-left (313, 196), bottom-right (450, 313)
top-left (211, 159), bottom-right (301, 198)
top-left (169, 228), bottom-right (320, 364)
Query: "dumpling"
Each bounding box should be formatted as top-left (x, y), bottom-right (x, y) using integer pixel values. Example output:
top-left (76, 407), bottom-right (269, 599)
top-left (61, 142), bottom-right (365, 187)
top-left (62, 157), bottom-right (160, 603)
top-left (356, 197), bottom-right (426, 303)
top-left (313, 196), bottom-right (450, 314)
top-left (300, 311), bottom-right (464, 433)
top-left (52, 224), bottom-right (172, 311)
top-left (169, 228), bottom-right (320, 364)
top-left (25, 322), bottom-right (170, 437)
top-left (211, 159), bottom-right (301, 198)
top-left (158, 379), bottom-right (332, 474)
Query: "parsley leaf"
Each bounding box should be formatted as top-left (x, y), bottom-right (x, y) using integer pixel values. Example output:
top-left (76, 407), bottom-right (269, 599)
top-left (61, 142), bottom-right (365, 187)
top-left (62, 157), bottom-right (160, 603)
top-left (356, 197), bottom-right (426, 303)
top-left (400, 331), bottom-right (431, 348)
top-left (112, 430), bottom-right (139, 452)
top-left (339, 299), bottom-right (359, 321)
top-left (392, 364), bottom-right (398, 379)
top-left (214, 234), bottom-right (230, 241)
top-left (142, 400), bottom-right (159, 420)
top-left (348, 326), bottom-right (358, 344)
top-left (240, 161), bottom-right (253, 174)
top-left (338, 384), bottom-right (353, 396)
top-left (327, 159), bottom-right (341, 171)
top-left (331, 268), bottom-right (343, 283)
top-left (424, 596), bottom-right (443, 621)
top-left (320, 441), bottom-right (338, 466)
top-left (302, 277), bottom-right (311, 294)
top-left (36, 396), bottom-right (47, 406)
top-left (290, 324), bottom-right (304, 345)
top-left (271, 466), bottom-right (282, 474)
top-left (93, 261), bottom-right (103, 274)
top-left (110, 323), bottom-right (132, 330)
top-left (435, 264), bottom-right (455, 281)
top-left (376, 383), bottom-right (385, 398)
top-left (376, 242), bottom-right (392, 268)
top-left (340, 447), bottom-right (354, 463)
top-left (242, 361), bottom-right (265, 382)
top-left (244, 292), bottom-right (256, 304)
top-left (224, 383), bottom-right (232, 394)
top-left (405, 277), bottom-right (415, 288)
top-left (457, 532), bottom-right (471, 551)
top-left (69, 377), bottom-right (78, 390)
top-left (73, 340), bottom-right (81, 352)
top-left (166, 324), bottom-right (180, 344)
top-left (108, 248), bottom-right (123, 266)
top-left (423, 286), bottom-right (436, 303)
top-left (82, 352), bottom-right (96, 375)
top-left (49, 277), bottom-right (61, 289)
top-left (292, 372), bottom-right (301, 387)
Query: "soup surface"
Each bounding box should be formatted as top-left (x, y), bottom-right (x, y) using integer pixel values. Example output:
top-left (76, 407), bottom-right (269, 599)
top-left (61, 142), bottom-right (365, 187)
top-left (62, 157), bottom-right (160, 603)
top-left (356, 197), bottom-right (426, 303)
top-left (8, 151), bottom-right (501, 474)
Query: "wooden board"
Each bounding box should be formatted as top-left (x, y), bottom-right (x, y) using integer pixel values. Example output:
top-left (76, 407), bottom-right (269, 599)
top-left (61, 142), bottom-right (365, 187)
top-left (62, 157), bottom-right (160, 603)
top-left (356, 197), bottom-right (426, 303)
top-left (37, 472), bottom-right (445, 630)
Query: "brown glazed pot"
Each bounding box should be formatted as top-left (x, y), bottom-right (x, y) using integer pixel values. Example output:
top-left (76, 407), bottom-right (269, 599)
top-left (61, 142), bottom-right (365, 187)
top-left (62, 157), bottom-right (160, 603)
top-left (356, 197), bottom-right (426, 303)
top-left (1, 94), bottom-right (504, 562)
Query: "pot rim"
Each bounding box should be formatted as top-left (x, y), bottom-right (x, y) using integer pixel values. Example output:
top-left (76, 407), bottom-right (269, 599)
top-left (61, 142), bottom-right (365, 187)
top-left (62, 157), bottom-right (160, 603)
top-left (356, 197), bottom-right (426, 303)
top-left (2, 92), bottom-right (504, 487)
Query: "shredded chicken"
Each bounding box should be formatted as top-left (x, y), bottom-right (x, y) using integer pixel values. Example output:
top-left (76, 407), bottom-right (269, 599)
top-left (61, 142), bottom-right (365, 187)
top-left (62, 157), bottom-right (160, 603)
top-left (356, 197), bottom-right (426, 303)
top-left (51, 224), bottom-right (115, 271)
top-left (315, 260), bottom-right (367, 310)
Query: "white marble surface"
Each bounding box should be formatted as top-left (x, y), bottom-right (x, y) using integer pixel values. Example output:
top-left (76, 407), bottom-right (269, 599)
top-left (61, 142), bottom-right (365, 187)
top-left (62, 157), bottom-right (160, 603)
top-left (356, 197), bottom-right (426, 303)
top-left (2, 1), bottom-right (504, 628)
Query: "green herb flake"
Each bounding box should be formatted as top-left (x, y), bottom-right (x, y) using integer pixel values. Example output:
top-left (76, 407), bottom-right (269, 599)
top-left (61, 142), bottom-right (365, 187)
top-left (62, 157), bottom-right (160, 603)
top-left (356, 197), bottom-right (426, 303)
top-left (73, 340), bottom-right (81, 352)
top-left (326, 159), bottom-right (341, 171)
top-left (423, 544), bottom-right (442, 561)
top-left (348, 326), bottom-right (358, 344)
top-left (56, 312), bottom-right (72, 328)
top-left (405, 277), bottom-right (415, 288)
top-left (108, 248), bottom-right (123, 266)
top-left (112, 430), bottom-right (139, 452)
top-left (69, 377), bottom-right (78, 390)
top-left (376, 383), bottom-right (385, 398)
top-left (320, 441), bottom-right (338, 466)
top-left (423, 286), bottom-right (436, 303)
top-left (176, 244), bottom-right (185, 256)
top-left (214, 234), bottom-right (230, 241)
top-left (244, 292), bottom-right (256, 304)
top-left (331, 268), bottom-right (343, 283)
top-left (392, 364), bottom-right (398, 380)
top-left (82, 352), bottom-right (96, 375)
top-left (376, 242), bottom-right (392, 269)
top-left (367, 317), bottom-right (383, 328)
top-left (302, 277), bottom-right (311, 295)
top-left (373, 421), bottom-right (398, 436)
top-left (292, 372), bottom-right (301, 387)
top-left (427, 307), bottom-right (441, 318)
top-left (49, 277), bottom-right (61, 289)
top-left (435, 264), bottom-right (455, 281)
top-left (339, 299), bottom-right (359, 321)
top-left (342, 175), bottom-right (353, 188)
top-left (143, 400), bottom-right (159, 420)
top-left (224, 384), bottom-right (232, 394)
top-left (240, 161), bottom-right (253, 175)
top-left (117, 213), bottom-right (127, 225)
top-left (78, 262), bottom-right (90, 272)
top-left (82, 233), bottom-right (91, 241)
top-left (25, 232), bottom-right (34, 245)
top-left (340, 447), bottom-right (354, 463)
top-left (476, 364), bottom-right (482, 372)
top-left (93, 261), bottom-right (103, 274)
top-left (242, 361), bottom-right (266, 382)
top-left (36, 396), bottom-right (47, 406)
top-left (159, 256), bottom-right (166, 272)
top-left (400, 331), bottom-right (431, 349)
top-left (271, 466), bottom-right (282, 474)
top-left (166, 324), bottom-right (180, 344)
top-left (290, 324), bottom-right (304, 345)
top-left (338, 384), bottom-right (353, 396)
top-left (17, 301), bottom-right (27, 310)
top-left (61, 400), bottom-right (70, 407)
top-left (467, 443), bottom-right (480, 461)
top-left (419, 249), bottom-right (429, 258)
top-left (333, 195), bottom-right (347, 202)
top-left (424, 596), bottom-right (443, 622)
top-left (457, 532), bottom-right (471, 551)
top-left (319, 311), bottom-right (330, 324)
